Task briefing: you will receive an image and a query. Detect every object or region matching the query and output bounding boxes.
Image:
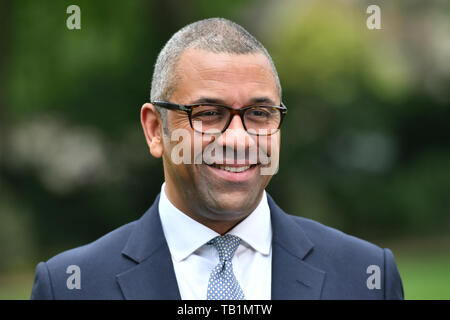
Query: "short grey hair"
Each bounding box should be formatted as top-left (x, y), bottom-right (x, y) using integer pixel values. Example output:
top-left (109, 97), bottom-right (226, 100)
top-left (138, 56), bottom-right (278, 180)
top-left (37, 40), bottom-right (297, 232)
top-left (150, 17), bottom-right (282, 127)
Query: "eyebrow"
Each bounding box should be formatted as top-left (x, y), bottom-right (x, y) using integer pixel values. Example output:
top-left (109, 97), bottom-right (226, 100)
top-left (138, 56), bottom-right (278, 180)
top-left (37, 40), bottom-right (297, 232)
top-left (249, 97), bottom-right (277, 105)
top-left (191, 96), bottom-right (278, 106)
top-left (191, 97), bottom-right (227, 105)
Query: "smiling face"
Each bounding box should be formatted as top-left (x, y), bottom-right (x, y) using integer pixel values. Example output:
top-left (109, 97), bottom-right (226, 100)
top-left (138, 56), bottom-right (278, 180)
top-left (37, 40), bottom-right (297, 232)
top-left (142, 48), bottom-right (281, 234)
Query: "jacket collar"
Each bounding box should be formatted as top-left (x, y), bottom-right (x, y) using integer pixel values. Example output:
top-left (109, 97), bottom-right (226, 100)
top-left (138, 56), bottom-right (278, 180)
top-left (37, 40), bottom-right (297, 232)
top-left (267, 194), bottom-right (326, 299)
top-left (117, 193), bottom-right (326, 299)
top-left (117, 194), bottom-right (181, 299)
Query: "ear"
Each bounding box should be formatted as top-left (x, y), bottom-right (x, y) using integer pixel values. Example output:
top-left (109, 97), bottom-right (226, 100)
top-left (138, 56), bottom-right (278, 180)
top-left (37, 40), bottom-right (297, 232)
top-left (140, 103), bottom-right (163, 158)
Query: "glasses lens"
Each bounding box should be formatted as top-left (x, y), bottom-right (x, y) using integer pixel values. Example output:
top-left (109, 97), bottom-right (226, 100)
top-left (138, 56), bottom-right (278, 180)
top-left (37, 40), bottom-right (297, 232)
top-left (244, 107), bottom-right (281, 136)
top-left (191, 105), bottom-right (229, 134)
top-left (190, 105), bottom-right (282, 135)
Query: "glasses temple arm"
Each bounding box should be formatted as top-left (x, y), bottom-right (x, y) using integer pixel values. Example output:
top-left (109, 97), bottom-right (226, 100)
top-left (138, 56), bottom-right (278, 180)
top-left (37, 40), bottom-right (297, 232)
top-left (151, 101), bottom-right (191, 112)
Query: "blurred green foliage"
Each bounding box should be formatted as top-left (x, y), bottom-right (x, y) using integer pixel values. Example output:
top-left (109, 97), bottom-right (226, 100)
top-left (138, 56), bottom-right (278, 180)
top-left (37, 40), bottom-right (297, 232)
top-left (0, 0), bottom-right (449, 298)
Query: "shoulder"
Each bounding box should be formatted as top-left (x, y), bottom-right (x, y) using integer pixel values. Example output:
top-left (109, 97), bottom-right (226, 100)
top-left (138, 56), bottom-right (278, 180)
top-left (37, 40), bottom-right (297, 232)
top-left (46, 220), bottom-right (137, 269)
top-left (267, 194), bottom-right (383, 259)
top-left (287, 214), bottom-right (386, 272)
top-left (286, 214), bottom-right (403, 299)
top-left (31, 221), bottom-right (138, 299)
top-left (291, 214), bottom-right (383, 258)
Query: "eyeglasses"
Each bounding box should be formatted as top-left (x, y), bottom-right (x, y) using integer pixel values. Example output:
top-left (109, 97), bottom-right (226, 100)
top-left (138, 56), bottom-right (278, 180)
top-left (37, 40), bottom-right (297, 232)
top-left (151, 101), bottom-right (287, 136)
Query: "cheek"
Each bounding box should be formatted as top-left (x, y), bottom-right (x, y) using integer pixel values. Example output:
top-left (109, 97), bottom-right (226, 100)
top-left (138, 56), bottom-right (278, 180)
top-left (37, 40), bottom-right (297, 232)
top-left (256, 133), bottom-right (280, 178)
top-left (191, 133), bottom-right (216, 163)
top-left (163, 129), bottom-right (215, 167)
top-left (257, 133), bottom-right (280, 156)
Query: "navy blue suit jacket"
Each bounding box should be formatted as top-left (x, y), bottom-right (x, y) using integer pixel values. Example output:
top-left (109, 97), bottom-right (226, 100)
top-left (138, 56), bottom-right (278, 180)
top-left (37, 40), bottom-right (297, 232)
top-left (30, 194), bottom-right (404, 299)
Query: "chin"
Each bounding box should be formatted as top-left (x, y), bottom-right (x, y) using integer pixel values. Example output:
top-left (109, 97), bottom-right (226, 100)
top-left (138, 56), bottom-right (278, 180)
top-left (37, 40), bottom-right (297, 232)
top-left (203, 189), bottom-right (261, 218)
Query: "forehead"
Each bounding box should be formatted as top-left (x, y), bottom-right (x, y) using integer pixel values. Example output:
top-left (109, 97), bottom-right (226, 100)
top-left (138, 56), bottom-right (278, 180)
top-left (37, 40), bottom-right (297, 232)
top-left (171, 48), bottom-right (279, 105)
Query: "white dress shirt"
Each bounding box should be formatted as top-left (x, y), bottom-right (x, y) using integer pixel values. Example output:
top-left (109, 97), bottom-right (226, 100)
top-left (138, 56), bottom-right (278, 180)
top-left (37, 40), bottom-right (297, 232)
top-left (158, 182), bottom-right (272, 300)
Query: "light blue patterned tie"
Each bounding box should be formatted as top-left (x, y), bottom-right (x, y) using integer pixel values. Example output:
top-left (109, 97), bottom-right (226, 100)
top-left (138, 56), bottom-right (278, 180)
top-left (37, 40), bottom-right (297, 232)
top-left (206, 234), bottom-right (246, 300)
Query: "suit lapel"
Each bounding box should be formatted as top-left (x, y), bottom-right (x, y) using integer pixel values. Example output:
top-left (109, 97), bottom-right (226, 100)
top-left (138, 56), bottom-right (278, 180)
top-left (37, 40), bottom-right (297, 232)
top-left (116, 195), bottom-right (181, 300)
top-left (268, 195), bottom-right (326, 299)
top-left (116, 193), bottom-right (325, 300)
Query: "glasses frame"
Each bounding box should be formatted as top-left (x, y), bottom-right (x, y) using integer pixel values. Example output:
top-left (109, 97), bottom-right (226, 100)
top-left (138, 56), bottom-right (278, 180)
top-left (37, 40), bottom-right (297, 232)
top-left (151, 100), bottom-right (288, 136)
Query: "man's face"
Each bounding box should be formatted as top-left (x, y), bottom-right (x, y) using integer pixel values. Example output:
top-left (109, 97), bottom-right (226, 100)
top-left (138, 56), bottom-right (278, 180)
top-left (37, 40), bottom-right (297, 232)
top-left (154, 49), bottom-right (281, 225)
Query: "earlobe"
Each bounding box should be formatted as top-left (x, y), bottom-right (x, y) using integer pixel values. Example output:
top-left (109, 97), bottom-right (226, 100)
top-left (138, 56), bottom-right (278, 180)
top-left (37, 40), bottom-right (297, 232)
top-left (140, 103), bottom-right (164, 158)
top-left (150, 136), bottom-right (163, 158)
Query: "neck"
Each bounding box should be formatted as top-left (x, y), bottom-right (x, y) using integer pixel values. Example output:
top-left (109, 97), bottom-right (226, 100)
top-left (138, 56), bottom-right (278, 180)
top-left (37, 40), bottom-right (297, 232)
top-left (163, 182), bottom-right (256, 235)
top-left (186, 214), bottom-right (247, 235)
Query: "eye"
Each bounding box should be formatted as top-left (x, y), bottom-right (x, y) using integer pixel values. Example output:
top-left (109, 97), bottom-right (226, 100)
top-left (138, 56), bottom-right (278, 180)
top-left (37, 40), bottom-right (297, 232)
top-left (191, 105), bottom-right (227, 120)
top-left (248, 108), bottom-right (271, 117)
top-left (195, 110), bottom-right (220, 117)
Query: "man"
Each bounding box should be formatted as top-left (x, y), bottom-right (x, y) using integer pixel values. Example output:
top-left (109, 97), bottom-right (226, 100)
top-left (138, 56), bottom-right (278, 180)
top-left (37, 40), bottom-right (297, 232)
top-left (31, 18), bottom-right (404, 300)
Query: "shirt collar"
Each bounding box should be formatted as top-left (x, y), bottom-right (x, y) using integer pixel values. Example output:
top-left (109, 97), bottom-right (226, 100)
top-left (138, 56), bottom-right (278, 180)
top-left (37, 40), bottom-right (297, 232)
top-left (158, 183), bottom-right (272, 262)
top-left (227, 191), bottom-right (272, 256)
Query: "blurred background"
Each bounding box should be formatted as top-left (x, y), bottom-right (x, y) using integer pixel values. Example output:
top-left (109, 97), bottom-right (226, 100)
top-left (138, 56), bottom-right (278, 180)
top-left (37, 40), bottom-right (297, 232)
top-left (0, 0), bottom-right (449, 299)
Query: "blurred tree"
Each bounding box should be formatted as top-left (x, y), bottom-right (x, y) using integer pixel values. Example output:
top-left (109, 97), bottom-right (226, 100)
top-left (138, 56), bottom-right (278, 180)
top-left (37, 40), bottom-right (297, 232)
top-left (0, 0), bottom-right (448, 273)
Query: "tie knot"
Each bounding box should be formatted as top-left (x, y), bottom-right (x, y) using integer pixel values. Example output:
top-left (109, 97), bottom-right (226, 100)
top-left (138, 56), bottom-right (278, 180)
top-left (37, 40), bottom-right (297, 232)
top-left (207, 234), bottom-right (241, 262)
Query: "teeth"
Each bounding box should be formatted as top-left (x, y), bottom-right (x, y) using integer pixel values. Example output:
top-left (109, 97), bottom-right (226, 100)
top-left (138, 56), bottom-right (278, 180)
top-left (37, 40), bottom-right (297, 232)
top-left (214, 164), bottom-right (251, 173)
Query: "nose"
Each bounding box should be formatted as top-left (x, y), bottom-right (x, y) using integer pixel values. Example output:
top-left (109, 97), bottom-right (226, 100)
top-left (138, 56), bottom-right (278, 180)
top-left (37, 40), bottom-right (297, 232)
top-left (226, 114), bottom-right (246, 132)
top-left (215, 115), bottom-right (256, 163)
